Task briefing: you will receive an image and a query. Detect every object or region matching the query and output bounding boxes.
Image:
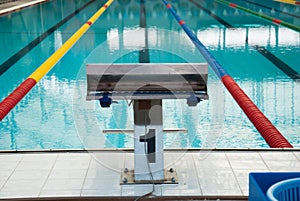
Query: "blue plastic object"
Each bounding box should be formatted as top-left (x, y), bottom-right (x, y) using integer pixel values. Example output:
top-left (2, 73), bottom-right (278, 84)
top-left (249, 172), bottom-right (300, 201)
top-left (267, 178), bottom-right (300, 201)
top-left (99, 93), bottom-right (112, 108)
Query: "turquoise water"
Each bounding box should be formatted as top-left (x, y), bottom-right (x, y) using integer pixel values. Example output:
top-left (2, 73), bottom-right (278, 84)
top-left (0, 0), bottom-right (299, 150)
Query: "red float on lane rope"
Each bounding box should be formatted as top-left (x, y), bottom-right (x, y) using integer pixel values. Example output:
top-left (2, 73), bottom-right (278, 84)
top-left (272, 18), bottom-right (282, 24)
top-left (229, 3), bottom-right (237, 8)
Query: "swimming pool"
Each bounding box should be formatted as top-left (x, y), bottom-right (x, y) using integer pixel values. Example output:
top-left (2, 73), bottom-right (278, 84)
top-left (0, 0), bottom-right (299, 150)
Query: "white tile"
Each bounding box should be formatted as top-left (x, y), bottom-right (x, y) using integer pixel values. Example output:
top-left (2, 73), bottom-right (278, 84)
top-left (194, 157), bottom-right (231, 170)
top-left (226, 152), bottom-right (261, 161)
top-left (21, 153), bottom-right (57, 161)
top-left (241, 187), bottom-right (249, 196)
top-left (0, 154), bottom-right (23, 162)
top-left (91, 152), bottom-right (125, 172)
top-left (124, 152), bottom-right (134, 170)
top-left (201, 188), bottom-right (242, 196)
top-left (85, 167), bottom-right (120, 179)
top-left (48, 169), bottom-right (87, 180)
top-left (0, 161), bottom-right (19, 171)
top-left (1, 179), bottom-right (44, 192)
top-left (293, 152), bottom-right (300, 161)
top-left (82, 178), bottom-right (121, 190)
top-left (259, 152), bottom-right (298, 161)
top-left (162, 181), bottom-right (202, 196)
top-left (122, 184), bottom-right (161, 196)
top-left (265, 160), bottom-right (300, 171)
top-left (197, 163), bottom-right (242, 196)
top-left (56, 153), bottom-right (91, 161)
top-left (194, 151), bottom-right (227, 161)
top-left (52, 160), bottom-right (90, 170)
top-left (15, 160), bottom-right (54, 171)
top-left (42, 179), bottom-right (84, 191)
top-left (9, 169), bottom-right (50, 181)
top-left (164, 153), bottom-right (195, 170)
top-left (229, 160), bottom-right (268, 170)
top-left (81, 189), bottom-right (121, 196)
top-left (0, 170), bottom-right (13, 181)
top-left (233, 170), bottom-right (250, 193)
top-left (163, 164), bottom-right (202, 196)
top-left (200, 177), bottom-right (241, 190)
top-left (197, 169), bottom-right (235, 178)
top-left (39, 190), bottom-right (80, 197)
top-left (88, 159), bottom-right (123, 174)
top-left (0, 189), bottom-right (40, 199)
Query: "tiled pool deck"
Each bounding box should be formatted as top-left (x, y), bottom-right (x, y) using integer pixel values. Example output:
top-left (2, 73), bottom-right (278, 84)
top-left (0, 149), bottom-right (299, 200)
top-left (0, 0), bottom-right (46, 15)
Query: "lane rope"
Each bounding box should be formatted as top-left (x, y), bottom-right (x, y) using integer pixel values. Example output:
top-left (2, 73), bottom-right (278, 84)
top-left (0, 0), bottom-right (114, 121)
top-left (216, 0), bottom-right (300, 32)
top-left (161, 0), bottom-right (293, 148)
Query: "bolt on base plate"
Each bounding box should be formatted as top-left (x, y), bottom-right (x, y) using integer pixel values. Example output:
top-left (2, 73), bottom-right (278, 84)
top-left (120, 168), bottom-right (178, 185)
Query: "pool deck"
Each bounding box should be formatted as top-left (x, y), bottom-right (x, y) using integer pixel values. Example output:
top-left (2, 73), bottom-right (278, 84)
top-left (0, 0), bottom-right (47, 16)
top-left (0, 149), bottom-right (299, 200)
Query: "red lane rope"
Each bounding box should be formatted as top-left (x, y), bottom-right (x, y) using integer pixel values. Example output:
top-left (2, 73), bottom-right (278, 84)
top-left (0, 78), bottom-right (36, 120)
top-left (222, 75), bottom-right (293, 148)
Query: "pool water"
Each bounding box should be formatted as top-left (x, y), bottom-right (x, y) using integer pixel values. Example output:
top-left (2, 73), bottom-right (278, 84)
top-left (0, 0), bottom-right (299, 150)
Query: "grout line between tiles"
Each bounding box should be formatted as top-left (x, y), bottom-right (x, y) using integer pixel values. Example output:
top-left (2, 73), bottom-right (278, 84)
top-left (0, 154), bottom-right (24, 191)
top-left (80, 154), bottom-right (93, 196)
top-left (37, 153), bottom-right (59, 197)
top-left (191, 153), bottom-right (203, 196)
top-left (258, 151), bottom-right (271, 171)
top-left (225, 152), bottom-right (243, 195)
top-left (292, 151), bottom-right (300, 161)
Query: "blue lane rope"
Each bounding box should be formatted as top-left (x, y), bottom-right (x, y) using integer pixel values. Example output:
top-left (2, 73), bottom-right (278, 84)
top-left (161, 0), bottom-right (228, 79)
top-left (161, 0), bottom-right (293, 148)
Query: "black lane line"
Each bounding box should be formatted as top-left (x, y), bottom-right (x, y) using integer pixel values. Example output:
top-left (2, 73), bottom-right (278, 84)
top-left (139, 0), bottom-right (150, 63)
top-left (189, 0), bottom-right (300, 81)
top-left (242, 0), bottom-right (300, 19)
top-left (0, 0), bottom-right (97, 76)
top-left (189, 0), bottom-right (234, 28)
top-left (253, 45), bottom-right (300, 81)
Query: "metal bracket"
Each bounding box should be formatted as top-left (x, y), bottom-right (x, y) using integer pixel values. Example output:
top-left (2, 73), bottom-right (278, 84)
top-left (120, 168), bottom-right (178, 185)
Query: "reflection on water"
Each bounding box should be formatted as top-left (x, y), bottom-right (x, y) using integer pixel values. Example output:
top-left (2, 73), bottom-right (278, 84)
top-left (0, 0), bottom-right (299, 150)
